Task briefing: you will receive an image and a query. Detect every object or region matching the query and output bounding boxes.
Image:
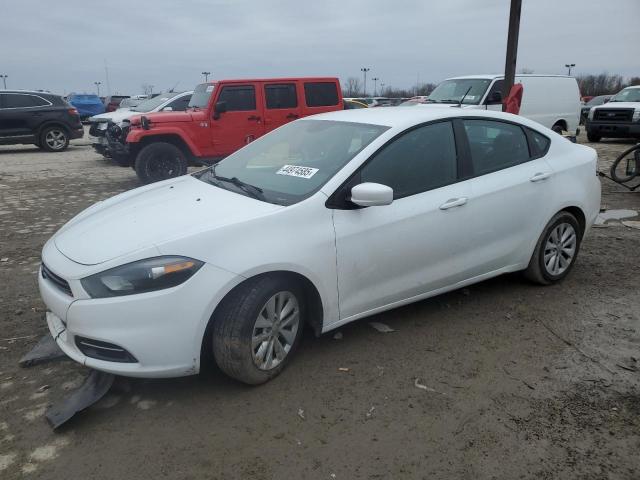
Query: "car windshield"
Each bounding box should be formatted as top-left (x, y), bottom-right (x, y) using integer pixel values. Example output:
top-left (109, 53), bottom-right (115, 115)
top-left (195, 120), bottom-right (389, 205)
top-left (427, 79), bottom-right (491, 105)
top-left (189, 83), bottom-right (215, 108)
top-left (131, 94), bottom-right (181, 112)
top-left (609, 88), bottom-right (640, 103)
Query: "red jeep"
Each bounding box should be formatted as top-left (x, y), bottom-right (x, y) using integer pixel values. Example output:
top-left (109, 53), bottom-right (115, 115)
top-left (109, 77), bottom-right (343, 183)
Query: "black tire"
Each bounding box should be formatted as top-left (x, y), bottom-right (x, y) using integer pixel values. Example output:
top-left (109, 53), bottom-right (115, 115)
top-left (587, 132), bottom-right (601, 142)
top-left (134, 142), bottom-right (188, 184)
top-left (39, 126), bottom-right (69, 152)
top-left (212, 275), bottom-right (305, 385)
top-left (610, 144), bottom-right (640, 183)
top-left (111, 154), bottom-right (131, 167)
top-left (524, 211), bottom-right (582, 285)
top-left (552, 123), bottom-right (564, 134)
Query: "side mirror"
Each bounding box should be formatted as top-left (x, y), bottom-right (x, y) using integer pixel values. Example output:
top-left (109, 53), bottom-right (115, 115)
top-left (350, 183), bottom-right (393, 207)
top-left (162, 106), bottom-right (173, 111)
top-left (213, 101), bottom-right (227, 120)
top-left (486, 91), bottom-right (502, 104)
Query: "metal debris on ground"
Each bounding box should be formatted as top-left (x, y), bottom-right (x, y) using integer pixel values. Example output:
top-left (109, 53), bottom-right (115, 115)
top-left (46, 369), bottom-right (115, 429)
top-left (369, 322), bottom-right (395, 333)
top-left (297, 408), bottom-right (305, 420)
top-left (333, 332), bottom-right (343, 340)
top-left (414, 378), bottom-right (440, 394)
top-left (338, 367), bottom-right (350, 372)
top-left (19, 333), bottom-right (66, 367)
top-left (365, 406), bottom-right (375, 418)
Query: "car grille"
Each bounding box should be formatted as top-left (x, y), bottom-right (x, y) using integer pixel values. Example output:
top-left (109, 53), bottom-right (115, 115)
top-left (594, 109), bottom-right (634, 122)
top-left (41, 263), bottom-right (73, 297)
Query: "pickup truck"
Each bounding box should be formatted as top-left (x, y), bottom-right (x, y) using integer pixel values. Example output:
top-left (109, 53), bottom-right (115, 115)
top-left (107, 77), bottom-right (343, 183)
top-left (586, 85), bottom-right (640, 142)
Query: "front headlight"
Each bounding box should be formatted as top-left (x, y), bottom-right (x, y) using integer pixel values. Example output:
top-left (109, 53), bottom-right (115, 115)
top-left (633, 109), bottom-right (640, 122)
top-left (81, 256), bottom-right (203, 298)
top-left (588, 108), bottom-right (595, 120)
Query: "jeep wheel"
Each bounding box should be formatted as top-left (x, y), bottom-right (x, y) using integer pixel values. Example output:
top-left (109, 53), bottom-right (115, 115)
top-left (40, 126), bottom-right (69, 152)
top-left (134, 142), bottom-right (188, 184)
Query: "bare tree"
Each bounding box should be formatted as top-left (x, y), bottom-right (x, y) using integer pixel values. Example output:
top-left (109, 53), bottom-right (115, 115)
top-left (518, 67), bottom-right (534, 74)
top-left (344, 77), bottom-right (363, 97)
top-left (141, 83), bottom-right (154, 96)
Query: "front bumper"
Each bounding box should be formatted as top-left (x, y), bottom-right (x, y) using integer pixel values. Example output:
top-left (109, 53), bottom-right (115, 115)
top-left (39, 247), bottom-right (241, 378)
top-left (586, 120), bottom-right (640, 138)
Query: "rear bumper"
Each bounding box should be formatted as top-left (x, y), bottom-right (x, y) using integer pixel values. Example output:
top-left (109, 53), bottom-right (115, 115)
top-left (69, 127), bottom-right (84, 140)
top-left (586, 120), bottom-right (640, 138)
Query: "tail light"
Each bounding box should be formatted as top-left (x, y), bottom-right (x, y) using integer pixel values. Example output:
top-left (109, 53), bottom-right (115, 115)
top-left (68, 108), bottom-right (79, 116)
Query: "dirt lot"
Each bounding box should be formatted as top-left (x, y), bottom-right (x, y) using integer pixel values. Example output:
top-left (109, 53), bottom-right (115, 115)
top-left (0, 129), bottom-right (639, 479)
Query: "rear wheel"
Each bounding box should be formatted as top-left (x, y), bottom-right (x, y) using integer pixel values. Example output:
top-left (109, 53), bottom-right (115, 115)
top-left (134, 142), bottom-right (188, 184)
top-left (40, 126), bottom-right (69, 152)
top-left (212, 276), bottom-right (305, 385)
top-left (524, 211), bottom-right (581, 285)
top-left (587, 132), bottom-right (601, 142)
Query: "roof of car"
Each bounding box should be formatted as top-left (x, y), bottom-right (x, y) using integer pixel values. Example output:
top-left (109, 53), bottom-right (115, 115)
top-left (447, 74), bottom-right (572, 80)
top-left (310, 105), bottom-right (537, 129)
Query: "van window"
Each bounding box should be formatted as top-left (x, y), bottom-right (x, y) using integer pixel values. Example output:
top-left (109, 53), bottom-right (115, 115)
top-left (485, 80), bottom-right (504, 102)
top-left (304, 82), bottom-right (339, 107)
top-left (217, 85), bottom-right (256, 111)
top-left (463, 120), bottom-right (530, 175)
top-left (265, 84), bottom-right (297, 109)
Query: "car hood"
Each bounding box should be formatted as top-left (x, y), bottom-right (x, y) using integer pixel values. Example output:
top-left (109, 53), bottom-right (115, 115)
top-left (89, 109), bottom-right (133, 123)
top-left (592, 102), bottom-right (639, 110)
top-left (54, 175), bottom-right (282, 265)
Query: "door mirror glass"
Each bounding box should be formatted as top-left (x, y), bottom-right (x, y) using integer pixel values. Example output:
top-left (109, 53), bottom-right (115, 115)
top-left (350, 183), bottom-right (393, 207)
top-left (213, 101), bottom-right (227, 120)
top-left (162, 106), bottom-right (173, 111)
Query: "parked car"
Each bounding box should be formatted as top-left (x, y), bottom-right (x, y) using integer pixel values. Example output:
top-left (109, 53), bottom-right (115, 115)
top-left (344, 99), bottom-right (368, 109)
top-left (0, 90), bottom-right (83, 151)
top-left (585, 86), bottom-right (640, 142)
top-left (104, 95), bottom-right (130, 112)
top-left (105, 77), bottom-right (343, 183)
top-left (580, 95), bottom-right (612, 124)
top-left (424, 74), bottom-right (581, 134)
top-left (88, 91), bottom-right (193, 163)
top-left (66, 93), bottom-right (105, 120)
top-left (39, 107), bottom-right (600, 384)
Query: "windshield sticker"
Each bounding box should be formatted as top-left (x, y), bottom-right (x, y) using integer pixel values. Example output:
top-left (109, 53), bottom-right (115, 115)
top-left (277, 165), bottom-right (319, 179)
top-left (206, 85), bottom-right (214, 92)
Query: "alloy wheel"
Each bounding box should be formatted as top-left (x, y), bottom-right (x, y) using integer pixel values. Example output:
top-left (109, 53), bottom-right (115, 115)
top-left (45, 129), bottom-right (67, 150)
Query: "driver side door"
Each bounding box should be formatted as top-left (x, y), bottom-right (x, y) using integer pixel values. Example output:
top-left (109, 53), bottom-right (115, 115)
top-left (331, 121), bottom-right (476, 322)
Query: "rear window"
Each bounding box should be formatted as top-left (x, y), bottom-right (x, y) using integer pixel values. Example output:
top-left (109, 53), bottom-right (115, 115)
top-left (304, 82), bottom-right (339, 107)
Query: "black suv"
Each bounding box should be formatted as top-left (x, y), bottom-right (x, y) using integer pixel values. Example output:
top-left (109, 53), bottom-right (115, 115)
top-left (0, 90), bottom-right (84, 151)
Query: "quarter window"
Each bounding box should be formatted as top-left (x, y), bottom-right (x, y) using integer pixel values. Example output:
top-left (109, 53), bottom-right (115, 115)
top-left (360, 121), bottom-right (458, 199)
top-left (265, 84), bottom-right (297, 109)
top-left (217, 85), bottom-right (256, 111)
top-left (304, 82), bottom-right (339, 107)
top-left (462, 120), bottom-right (530, 175)
top-left (528, 129), bottom-right (550, 156)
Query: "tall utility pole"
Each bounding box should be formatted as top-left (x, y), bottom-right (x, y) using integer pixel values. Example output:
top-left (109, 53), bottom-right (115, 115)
top-left (202, 71), bottom-right (211, 82)
top-left (360, 67), bottom-right (370, 96)
top-left (565, 63), bottom-right (575, 75)
top-left (0, 75), bottom-right (7, 89)
top-left (94, 81), bottom-right (102, 96)
top-left (503, 0), bottom-right (522, 112)
top-left (372, 77), bottom-right (379, 96)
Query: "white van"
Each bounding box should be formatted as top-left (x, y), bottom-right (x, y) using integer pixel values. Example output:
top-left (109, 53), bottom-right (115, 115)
top-left (424, 74), bottom-right (581, 135)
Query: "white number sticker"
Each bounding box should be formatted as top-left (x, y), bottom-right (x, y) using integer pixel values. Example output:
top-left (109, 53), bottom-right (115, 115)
top-left (276, 165), bottom-right (319, 179)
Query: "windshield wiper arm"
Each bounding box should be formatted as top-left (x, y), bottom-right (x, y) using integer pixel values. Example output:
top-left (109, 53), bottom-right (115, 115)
top-left (209, 165), bottom-right (264, 200)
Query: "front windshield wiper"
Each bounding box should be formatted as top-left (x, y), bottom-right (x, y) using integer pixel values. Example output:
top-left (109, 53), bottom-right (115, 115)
top-left (208, 165), bottom-right (265, 200)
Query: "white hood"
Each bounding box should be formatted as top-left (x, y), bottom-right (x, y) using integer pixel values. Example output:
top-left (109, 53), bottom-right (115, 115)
top-left (54, 176), bottom-right (282, 265)
top-left (592, 102), bottom-right (639, 110)
top-left (89, 108), bottom-right (135, 124)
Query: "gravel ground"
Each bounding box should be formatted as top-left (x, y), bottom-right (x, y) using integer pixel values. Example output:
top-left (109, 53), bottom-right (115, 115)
top-left (0, 129), bottom-right (639, 479)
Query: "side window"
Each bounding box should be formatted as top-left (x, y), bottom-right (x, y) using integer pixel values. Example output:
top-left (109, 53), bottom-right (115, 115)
top-left (360, 121), bottom-right (457, 199)
top-left (217, 85), bottom-right (256, 111)
top-left (528, 128), bottom-right (550, 156)
top-left (304, 82), bottom-right (339, 107)
top-left (462, 120), bottom-right (530, 176)
top-left (265, 84), bottom-right (297, 109)
top-left (168, 95), bottom-right (191, 111)
top-left (485, 80), bottom-right (504, 102)
top-left (4, 94), bottom-right (37, 108)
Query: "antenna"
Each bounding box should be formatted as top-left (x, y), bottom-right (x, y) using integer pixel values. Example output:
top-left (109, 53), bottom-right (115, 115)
top-left (456, 86), bottom-right (473, 108)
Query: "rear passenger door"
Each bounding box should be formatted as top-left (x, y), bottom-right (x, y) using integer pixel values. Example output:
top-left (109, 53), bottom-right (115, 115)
top-left (461, 119), bottom-right (555, 274)
top-left (301, 81), bottom-right (342, 117)
top-left (263, 83), bottom-right (301, 133)
top-left (211, 84), bottom-right (265, 156)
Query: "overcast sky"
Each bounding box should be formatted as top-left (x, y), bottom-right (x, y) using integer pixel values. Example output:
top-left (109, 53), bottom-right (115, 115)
top-left (1, 0), bottom-right (638, 96)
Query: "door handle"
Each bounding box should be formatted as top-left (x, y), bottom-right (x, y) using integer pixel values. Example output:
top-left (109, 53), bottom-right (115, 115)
top-left (439, 197), bottom-right (468, 210)
top-left (247, 115), bottom-right (261, 121)
top-left (530, 172), bottom-right (551, 182)
top-left (286, 113), bottom-right (299, 120)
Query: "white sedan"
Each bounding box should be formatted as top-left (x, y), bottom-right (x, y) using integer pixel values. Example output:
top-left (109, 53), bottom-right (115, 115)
top-left (39, 107), bottom-right (601, 384)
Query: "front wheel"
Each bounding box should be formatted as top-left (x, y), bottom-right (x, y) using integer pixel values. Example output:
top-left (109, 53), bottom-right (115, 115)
top-left (524, 211), bottom-right (582, 285)
top-left (134, 142), bottom-right (188, 184)
top-left (212, 276), bottom-right (305, 385)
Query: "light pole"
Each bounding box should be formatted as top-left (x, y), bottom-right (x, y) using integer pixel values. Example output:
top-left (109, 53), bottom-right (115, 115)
top-left (372, 77), bottom-right (379, 96)
top-left (565, 63), bottom-right (575, 76)
top-left (0, 75), bottom-right (7, 89)
top-left (202, 71), bottom-right (211, 82)
top-left (94, 81), bottom-right (102, 96)
top-left (360, 67), bottom-right (370, 96)
top-left (380, 82), bottom-right (385, 96)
